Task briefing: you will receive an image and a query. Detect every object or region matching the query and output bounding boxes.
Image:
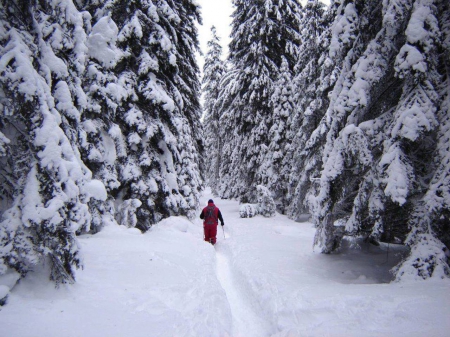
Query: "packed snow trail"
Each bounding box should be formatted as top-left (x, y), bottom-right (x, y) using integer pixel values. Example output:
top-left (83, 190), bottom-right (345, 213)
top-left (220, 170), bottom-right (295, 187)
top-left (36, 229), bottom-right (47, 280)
top-left (215, 245), bottom-right (271, 337)
top-left (199, 191), bottom-right (272, 336)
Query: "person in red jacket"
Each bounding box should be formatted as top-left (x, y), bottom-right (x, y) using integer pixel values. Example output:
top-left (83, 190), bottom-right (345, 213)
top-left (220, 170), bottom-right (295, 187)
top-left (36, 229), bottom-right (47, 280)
top-left (200, 199), bottom-right (224, 245)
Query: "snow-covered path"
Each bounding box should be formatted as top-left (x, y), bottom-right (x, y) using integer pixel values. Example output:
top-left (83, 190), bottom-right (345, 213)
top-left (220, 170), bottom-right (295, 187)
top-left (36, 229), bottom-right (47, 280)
top-left (1, 188), bottom-right (450, 337)
top-left (201, 190), bottom-right (273, 336)
top-left (216, 246), bottom-right (270, 337)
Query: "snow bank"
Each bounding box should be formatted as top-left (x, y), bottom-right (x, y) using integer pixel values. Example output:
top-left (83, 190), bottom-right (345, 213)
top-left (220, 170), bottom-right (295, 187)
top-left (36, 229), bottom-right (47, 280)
top-left (0, 217), bottom-right (232, 337)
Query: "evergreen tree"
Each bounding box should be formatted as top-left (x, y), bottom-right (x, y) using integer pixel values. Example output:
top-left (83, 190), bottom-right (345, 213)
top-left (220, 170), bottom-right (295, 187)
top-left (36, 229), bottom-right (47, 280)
top-left (80, 3), bottom-right (124, 233)
top-left (202, 26), bottom-right (226, 195)
top-left (215, 66), bottom-right (241, 199)
top-left (313, 0), bottom-right (413, 253)
top-left (0, 0), bottom-right (205, 287)
top-left (0, 0), bottom-right (107, 284)
top-left (285, 0), bottom-right (328, 218)
top-left (391, 0), bottom-right (450, 280)
top-left (259, 56), bottom-right (295, 212)
top-left (310, 0), bottom-right (449, 279)
top-left (222, 0), bottom-right (302, 202)
top-left (87, 0), bottom-right (203, 229)
top-left (169, 0), bottom-right (205, 217)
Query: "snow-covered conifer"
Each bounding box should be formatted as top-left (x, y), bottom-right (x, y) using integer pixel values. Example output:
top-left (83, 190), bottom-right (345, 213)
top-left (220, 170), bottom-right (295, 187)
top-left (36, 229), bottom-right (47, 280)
top-left (308, 0), bottom-right (449, 279)
top-left (256, 185), bottom-right (276, 217)
top-left (389, 0), bottom-right (450, 280)
top-left (286, 0), bottom-right (340, 220)
top-left (313, 0), bottom-right (414, 253)
top-left (215, 66), bottom-right (242, 199)
top-left (0, 0), bottom-right (205, 288)
top-left (259, 57), bottom-right (295, 212)
top-left (0, 0), bottom-right (106, 284)
top-left (202, 26), bottom-right (226, 195)
top-left (223, 0), bottom-right (302, 202)
top-left (86, 0), bottom-right (203, 228)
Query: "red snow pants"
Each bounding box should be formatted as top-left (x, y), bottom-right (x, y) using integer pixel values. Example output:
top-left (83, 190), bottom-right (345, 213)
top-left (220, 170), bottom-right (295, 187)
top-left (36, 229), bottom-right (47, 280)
top-left (204, 224), bottom-right (218, 244)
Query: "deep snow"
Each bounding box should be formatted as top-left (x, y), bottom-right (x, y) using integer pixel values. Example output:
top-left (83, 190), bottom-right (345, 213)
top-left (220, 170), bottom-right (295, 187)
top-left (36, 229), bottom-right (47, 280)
top-left (1, 189), bottom-right (449, 337)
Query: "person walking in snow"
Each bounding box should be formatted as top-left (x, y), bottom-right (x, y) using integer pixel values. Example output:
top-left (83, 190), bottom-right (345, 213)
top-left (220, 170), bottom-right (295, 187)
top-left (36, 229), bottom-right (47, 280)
top-left (200, 199), bottom-right (224, 245)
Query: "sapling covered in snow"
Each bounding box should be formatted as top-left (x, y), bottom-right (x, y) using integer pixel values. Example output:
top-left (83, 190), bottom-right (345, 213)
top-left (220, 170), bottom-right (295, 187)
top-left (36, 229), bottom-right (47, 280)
top-left (116, 199), bottom-right (142, 228)
top-left (238, 186), bottom-right (276, 218)
top-left (239, 203), bottom-right (259, 218)
top-left (256, 185), bottom-right (276, 218)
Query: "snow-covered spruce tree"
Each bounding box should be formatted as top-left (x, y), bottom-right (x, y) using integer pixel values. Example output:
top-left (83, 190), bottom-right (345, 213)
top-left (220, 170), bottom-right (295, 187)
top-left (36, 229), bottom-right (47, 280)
top-left (85, 0), bottom-right (203, 230)
top-left (0, 0), bottom-right (107, 284)
top-left (172, 0), bottom-right (204, 133)
top-left (256, 185), bottom-right (276, 217)
top-left (222, 0), bottom-right (302, 203)
top-left (292, 0), bottom-right (326, 116)
top-left (311, 0), bottom-right (449, 279)
top-left (202, 26), bottom-right (225, 195)
top-left (294, 0), bottom-right (344, 218)
top-left (313, 0), bottom-right (415, 253)
top-left (169, 0), bottom-right (205, 209)
top-left (215, 66), bottom-right (241, 199)
top-left (284, 0), bottom-right (328, 218)
top-left (78, 11), bottom-right (124, 233)
top-left (390, 0), bottom-right (450, 280)
top-left (260, 56), bottom-right (295, 212)
top-left (285, 0), bottom-right (347, 221)
top-left (295, 0), bottom-right (370, 248)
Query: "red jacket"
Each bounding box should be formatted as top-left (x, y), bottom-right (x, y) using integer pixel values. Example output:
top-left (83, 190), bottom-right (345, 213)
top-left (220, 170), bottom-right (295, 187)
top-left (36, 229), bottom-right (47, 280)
top-left (200, 202), bottom-right (224, 226)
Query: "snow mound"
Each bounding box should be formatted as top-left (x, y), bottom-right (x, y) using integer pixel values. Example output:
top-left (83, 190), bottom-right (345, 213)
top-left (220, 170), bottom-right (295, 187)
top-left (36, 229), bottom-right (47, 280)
top-left (156, 216), bottom-right (198, 234)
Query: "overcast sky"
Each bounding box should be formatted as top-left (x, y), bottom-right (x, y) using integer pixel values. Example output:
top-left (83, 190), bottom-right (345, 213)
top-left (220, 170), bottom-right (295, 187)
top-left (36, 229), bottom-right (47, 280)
top-left (195, 0), bottom-right (330, 73)
top-left (195, 0), bottom-right (234, 72)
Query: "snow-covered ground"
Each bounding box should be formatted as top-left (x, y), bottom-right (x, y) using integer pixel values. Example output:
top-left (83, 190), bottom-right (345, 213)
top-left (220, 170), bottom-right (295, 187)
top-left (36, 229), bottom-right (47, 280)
top-left (1, 189), bottom-right (449, 337)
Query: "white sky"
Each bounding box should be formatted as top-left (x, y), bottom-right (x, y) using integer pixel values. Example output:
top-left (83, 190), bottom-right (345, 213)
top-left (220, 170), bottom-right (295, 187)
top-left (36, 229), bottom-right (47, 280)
top-left (195, 0), bottom-right (330, 73)
top-left (196, 0), bottom-right (234, 72)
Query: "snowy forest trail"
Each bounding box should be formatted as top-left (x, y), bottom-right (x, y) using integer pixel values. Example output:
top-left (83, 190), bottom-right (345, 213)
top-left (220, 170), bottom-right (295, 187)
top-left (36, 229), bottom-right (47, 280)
top-left (1, 189), bottom-right (450, 337)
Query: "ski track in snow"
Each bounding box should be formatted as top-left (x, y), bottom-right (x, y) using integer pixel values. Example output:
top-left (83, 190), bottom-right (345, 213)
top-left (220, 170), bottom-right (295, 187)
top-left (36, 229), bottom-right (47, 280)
top-left (215, 242), bottom-right (271, 337)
